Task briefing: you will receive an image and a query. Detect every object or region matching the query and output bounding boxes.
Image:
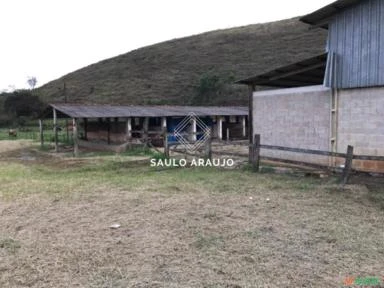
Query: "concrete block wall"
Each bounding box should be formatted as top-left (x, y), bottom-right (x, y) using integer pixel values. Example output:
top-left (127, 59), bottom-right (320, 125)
top-left (337, 87), bottom-right (384, 172)
top-left (253, 85), bottom-right (332, 165)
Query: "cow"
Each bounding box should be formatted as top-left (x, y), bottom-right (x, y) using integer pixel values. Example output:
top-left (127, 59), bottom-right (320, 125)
top-left (8, 129), bottom-right (17, 137)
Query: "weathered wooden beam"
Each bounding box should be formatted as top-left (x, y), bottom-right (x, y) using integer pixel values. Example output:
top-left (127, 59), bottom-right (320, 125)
top-left (259, 144), bottom-right (346, 157)
top-left (261, 156), bottom-right (331, 170)
top-left (353, 154), bottom-right (384, 161)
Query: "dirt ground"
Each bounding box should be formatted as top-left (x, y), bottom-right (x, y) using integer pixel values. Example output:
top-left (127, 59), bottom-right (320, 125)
top-left (0, 140), bottom-right (34, 154)
top-left (0, 141), bottom-right (384, 288)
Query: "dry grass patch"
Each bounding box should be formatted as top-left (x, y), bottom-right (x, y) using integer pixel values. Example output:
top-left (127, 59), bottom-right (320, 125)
top-left (0, 140), bottom-right (34, 154)
top-left (0, 145), bottom-right (383, 287)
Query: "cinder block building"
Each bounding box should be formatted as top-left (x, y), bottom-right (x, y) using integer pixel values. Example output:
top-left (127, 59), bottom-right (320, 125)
top-left (238, 0), bottom-right (384, 172)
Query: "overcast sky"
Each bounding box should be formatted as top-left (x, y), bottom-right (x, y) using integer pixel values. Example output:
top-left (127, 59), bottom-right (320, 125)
top-left (0, 0), bottom-right (334, 92)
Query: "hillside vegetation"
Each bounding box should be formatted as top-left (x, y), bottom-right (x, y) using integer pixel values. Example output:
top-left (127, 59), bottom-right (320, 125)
top-left (38, 18), bottom-right (327, 106)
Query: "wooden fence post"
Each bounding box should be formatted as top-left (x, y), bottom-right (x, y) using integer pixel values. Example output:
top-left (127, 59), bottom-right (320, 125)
top-left (39, 119), bottom-right (44, 148)
top-left (252, 134), bottom-right (260, 171)
top-left (341, 145), bottom-right (354, 185)
top-left (164, 132), bottom-right (169, 158)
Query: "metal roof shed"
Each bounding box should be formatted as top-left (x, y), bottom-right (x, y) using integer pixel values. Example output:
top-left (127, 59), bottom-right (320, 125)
top-left (41, 104), bottom-right (248, 155)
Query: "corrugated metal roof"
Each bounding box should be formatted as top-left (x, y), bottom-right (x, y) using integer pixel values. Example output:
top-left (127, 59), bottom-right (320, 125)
top-left (325, 0), bottom-right (384, 89)
top-left (300, 0), bottom-right (362, 28)
top-left (48, 104), bottom-right (248, 118)
top-left (236, 53), bottom-right (327, 88)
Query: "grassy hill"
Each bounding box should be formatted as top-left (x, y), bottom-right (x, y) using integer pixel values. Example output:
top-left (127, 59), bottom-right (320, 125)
top-left (37, 18), bottom-right (327, 106)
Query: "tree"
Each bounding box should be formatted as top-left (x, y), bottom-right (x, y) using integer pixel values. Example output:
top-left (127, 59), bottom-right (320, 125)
top-left (3, 89), bottom-right (43, 118)
top-left (27, 76), bottom-right (37, 90)
top-left (191, 70), bottom-right (236, 105)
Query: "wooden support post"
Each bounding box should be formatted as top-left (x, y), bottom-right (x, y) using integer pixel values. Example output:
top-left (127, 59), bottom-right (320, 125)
top-left (107, 118), bottom-right (111, 145)
top-left (191, 116), bottom-right (197, 142)
top-left (205, 128), bottom-right (212, 160)
top-left (53, 108), bottom-right (58, 152)
top-left (248, 85), bottom-right (255, 162)
top-left (252, 134), bottom-right (260, 171)
top-left (248, 85), bottom-right (254, 143)
top-left (164, 131), bottom-right (169, 158)
top-left (341, 145), bottom-right (354, 185)
top-left (161, 117), bottom-right (167, 133)
top-left (161, 117), bottom-right (168, 157)
top-left (217, 116), bottom-right (223, 140)
top-left (126, 118), bottom-right (132, 138)
top-left (39, 119), bottom-right (44, 148)
top-left (242, 116), bottom-right (246, 138)
top-left (126, 117), bottom-right (132, 148)
top-left (73, 118), bottom-right (79, 157)
top-left (83, 118), bottom-right (88, 140)
top-left (143, 117), bottom-right (149, 146)
top-left (226, 128), bottom-right (229, 141)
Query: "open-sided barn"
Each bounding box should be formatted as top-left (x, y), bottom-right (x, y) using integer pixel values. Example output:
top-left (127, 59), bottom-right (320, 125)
top-left (41, 104), bottom-right (248, 154)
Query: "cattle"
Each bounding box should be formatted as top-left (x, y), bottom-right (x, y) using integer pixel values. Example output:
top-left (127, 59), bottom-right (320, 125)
top-left (8, 129), bottom-right (17, 137)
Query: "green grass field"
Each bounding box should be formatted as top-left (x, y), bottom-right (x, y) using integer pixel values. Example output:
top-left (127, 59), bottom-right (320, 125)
top-left (0, 123), bottom-right (73, 144)
top-left (0, 141), bottom-right (383, 288)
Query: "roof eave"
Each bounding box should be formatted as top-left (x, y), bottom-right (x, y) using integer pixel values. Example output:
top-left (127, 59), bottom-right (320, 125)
top-left (235, 53), bottom-right (327, 87)
top-left (299, 0), bottom-right (362, 28)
